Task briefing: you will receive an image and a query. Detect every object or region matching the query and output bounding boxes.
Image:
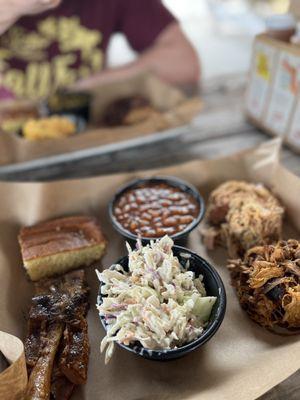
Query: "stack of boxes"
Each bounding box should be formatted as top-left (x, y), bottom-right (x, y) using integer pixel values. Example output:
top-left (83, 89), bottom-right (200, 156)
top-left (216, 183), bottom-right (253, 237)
top-left (245, 0), bottom-right (300, 153)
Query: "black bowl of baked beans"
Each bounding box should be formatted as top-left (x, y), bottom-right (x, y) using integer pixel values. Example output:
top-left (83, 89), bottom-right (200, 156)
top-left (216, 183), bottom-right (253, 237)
top-left (109, 176), bottom-right (205, 244)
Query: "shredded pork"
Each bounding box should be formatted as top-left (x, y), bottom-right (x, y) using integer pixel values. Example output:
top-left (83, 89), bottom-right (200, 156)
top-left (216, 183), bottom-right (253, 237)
top-left (228, 239), bottom-right (300, 332)
top-left (201, 180), bottom-right (284, 258)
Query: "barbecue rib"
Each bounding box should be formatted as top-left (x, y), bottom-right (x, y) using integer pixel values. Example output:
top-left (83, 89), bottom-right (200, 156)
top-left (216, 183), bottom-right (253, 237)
top-left (51, 363), bottom-right (75, 400)
top-left (25, 320), bottom-right (47, 369)
top-left (25, 323), bottom-right (63, 400)
top-left (59, 319), bottom-right (89, 385)
top-left (29, 270), bottom-right (89, 323)
top-left (25, 270), bottom-right (90, 400)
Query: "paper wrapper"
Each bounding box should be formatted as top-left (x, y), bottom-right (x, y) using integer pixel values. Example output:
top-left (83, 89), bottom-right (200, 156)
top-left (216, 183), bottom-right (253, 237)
top-left (0, 138), bottom-right (299, 400)
top-left (0, 73), bottom-right (202, 165)
top-left (0, 332), bottom-right (27, 400)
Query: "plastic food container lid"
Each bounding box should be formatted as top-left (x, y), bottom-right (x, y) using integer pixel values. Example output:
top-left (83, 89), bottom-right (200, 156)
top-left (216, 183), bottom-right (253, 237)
top-left (265, 13), bottom-right (296, 31)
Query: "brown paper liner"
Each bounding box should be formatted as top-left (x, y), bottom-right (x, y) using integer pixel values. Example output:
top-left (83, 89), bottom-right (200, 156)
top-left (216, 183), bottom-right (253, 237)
top-left (0, 331), bottom-right (27, 400)
top-left (0, 139), bottom-right (299, 400)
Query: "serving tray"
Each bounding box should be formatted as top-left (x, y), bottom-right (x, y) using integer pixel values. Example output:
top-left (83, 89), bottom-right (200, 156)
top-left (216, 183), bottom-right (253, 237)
top-left (0, 139), bottom-right (299, 400)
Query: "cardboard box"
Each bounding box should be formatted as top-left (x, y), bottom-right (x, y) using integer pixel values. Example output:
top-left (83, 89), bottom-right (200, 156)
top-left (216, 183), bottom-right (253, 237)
top-left (245, 29), bottom-right (300, 154)
top-left (290, 0), bottom-right (300, 19)
top-left (0, 73), bottom-right (202, 165)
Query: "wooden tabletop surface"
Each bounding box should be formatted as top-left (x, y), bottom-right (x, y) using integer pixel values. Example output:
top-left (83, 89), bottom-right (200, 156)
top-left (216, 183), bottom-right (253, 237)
top-left (0, 74), bottom-right (299, 181)
top-left (0, 74), bottom-right (298, 399)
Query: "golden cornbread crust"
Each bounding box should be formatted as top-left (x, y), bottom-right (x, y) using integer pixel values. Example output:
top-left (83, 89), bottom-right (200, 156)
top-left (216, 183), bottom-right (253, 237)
top-left (19, 215), bottom-right (106, 261)
top-left (23, 116), bottom-right (76, 140)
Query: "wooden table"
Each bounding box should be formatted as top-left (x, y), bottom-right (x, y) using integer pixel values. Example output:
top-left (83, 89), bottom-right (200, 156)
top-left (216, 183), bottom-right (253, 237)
top-left (0, 74), bottom-right (298, 399)
top-left (0, 74), bottom-right (299, 181)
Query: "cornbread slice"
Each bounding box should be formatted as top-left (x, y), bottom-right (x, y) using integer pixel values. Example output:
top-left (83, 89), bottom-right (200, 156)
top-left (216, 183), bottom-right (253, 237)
top-left (23, 116), bottom-right (76, 141)
top-left (18, 216), bottom-right (107, 281)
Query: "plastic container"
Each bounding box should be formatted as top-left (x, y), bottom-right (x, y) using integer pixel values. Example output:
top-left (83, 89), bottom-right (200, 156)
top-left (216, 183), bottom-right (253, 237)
top-left (97, 245), bottom-right (226, 361)
top-left (46, 91), bottom-right (91, 122)
top-left (265, 13), bottom-right (296, 42)
top-left (108, 176), bottom-right (206, 247)
top-left (290, 21), bottom-right (300, 44)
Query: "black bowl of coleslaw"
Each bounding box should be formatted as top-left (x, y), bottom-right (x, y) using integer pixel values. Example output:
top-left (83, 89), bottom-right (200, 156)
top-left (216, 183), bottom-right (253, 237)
top-left (97, 244), bottom-right (226, 362)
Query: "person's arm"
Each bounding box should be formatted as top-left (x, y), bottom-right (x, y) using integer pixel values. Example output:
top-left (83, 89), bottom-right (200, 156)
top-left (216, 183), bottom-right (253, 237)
top-left (0, 0), bottom-right (61, 35)
top-left (74, 22), bottom-right (200, 90)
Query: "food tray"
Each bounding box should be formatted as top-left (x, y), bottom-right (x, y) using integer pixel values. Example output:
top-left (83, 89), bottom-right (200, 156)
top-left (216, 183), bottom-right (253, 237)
top-left (0, 139), bottom-right (299, 400)
top-left (0, 124), bottom-right (188, 180)
top-left (0, 73), bottom-right (202, 166)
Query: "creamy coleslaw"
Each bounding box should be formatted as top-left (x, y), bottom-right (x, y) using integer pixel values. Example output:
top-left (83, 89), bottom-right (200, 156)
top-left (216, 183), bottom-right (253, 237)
top-left (97, 236), bottom-right (216, 363)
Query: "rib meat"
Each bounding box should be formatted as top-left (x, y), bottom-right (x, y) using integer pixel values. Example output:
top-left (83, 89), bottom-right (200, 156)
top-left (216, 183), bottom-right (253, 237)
top-left (25, 320), bottom-right (47, 369)
top-left (25, 270), bottom-right (90, 400)
top-left (51, 363), bottom-right (75, 400)
top-left (59, 319), bottom-right (89, 385)
top-left (25, 323), bottom-right (63, 400)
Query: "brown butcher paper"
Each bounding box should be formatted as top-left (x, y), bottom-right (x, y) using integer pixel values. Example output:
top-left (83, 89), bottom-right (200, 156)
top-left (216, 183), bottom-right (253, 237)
top-left (0, 138), bottom-right (299, 400)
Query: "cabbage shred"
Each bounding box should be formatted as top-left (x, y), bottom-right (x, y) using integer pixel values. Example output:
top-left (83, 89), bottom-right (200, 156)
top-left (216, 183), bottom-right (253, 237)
top-left (97, 236), bottom-right (216, 363)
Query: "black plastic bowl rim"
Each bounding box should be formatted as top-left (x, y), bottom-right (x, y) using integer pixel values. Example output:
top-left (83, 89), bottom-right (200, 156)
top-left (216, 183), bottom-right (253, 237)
top-left (108, 176), bottom-right (206, 243)
top-left (97, 245), bottom-right (226, 361)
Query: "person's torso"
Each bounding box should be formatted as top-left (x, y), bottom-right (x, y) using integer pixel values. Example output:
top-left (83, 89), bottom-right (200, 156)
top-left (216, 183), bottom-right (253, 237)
top-left (0, 0), bottom-right (119, 100)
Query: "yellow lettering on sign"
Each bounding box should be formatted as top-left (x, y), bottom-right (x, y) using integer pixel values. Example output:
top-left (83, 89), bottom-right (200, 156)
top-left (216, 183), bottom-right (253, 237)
top-left (256, 52), bottom-right (270, 81)
top-left (38, 17), bottom-right (58, 40)
top-left (0, 16), bottom-right (104, 99)
top-left (90, 50), bottom-right (103, 72)
top-left (0, 48), bottom-right (11, 61)
top-left (0, 47), bottom-right (10, 75)
top-left (38, 62), bottom-right (52, 98)
top-left (58, 17), bottom-right (80, 47)
top-left (78, 65), bottom-right (91, 79)
top-left (3, 70), bottom-right (25, 97)
top-left (0, 59), bottom-right (8, 74)
top-left (26, 63), bottom-right (39, 97)
top-left (53, 54), bottom-right (77, 88)
top-left (57, 17), bottom-right (102, 59)
top-left (25, 62), bottom-right (51, 98)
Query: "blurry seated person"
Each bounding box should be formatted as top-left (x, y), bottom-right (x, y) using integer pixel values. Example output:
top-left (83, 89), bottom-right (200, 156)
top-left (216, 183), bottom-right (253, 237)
top-left (0, 0), bottom-right (200, 100)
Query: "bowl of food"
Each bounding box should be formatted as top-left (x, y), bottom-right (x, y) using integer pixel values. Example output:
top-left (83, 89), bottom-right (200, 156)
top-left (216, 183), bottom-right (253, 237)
top-left (0, 100), bottom-right (39, 134)
top-left (46, 91), bottom-right (91, 122)
top-left (109, 176), bottom-right (205, 246)
top-left (101, 95), bottom-right (154, 127)
top-left (97, 236), bottom-right (226, 363)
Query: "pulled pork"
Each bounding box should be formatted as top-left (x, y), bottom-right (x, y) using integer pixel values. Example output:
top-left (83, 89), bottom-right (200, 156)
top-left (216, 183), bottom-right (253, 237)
top-left (201, 181), bottom-right (284, 258)
top-left (228, 240), bottom-right (300, 332)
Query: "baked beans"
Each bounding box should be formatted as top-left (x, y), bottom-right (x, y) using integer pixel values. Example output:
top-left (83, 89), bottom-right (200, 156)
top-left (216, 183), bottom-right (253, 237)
top-left (113, 183), bottom-right (200, 238)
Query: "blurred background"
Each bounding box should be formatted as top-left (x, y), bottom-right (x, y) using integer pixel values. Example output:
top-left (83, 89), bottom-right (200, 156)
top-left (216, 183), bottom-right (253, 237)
top-left (1, 0), bottom-right (300, 180)
top-left (108, 0), bottom-right (290, 79)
